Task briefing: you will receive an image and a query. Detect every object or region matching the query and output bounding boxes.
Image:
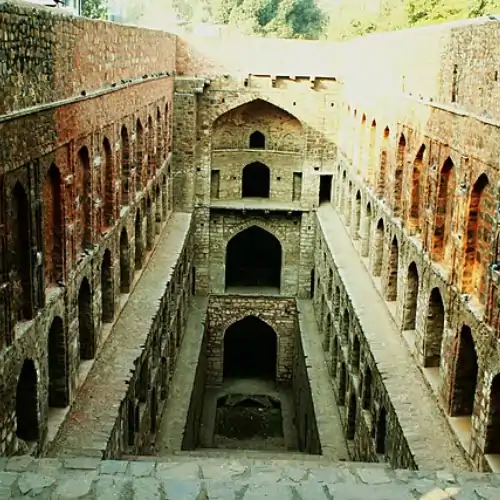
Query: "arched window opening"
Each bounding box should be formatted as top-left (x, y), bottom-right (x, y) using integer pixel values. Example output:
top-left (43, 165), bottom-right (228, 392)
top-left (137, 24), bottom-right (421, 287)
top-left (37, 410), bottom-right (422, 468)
top-left (12, 182), bottom-right (33, 320)
top-left (138, 360), bottom-right (149, 403)
top-left (378, 127), bottom-right (390, 196)
top-left (121, 126), bottom-right (130, 205)
top-left (403, 263), bottom-right (419, 330)
top-left (48, 316), bottom-right (68, 408)
top-left (323, 312), bottom-right (332, 353)
top-left (103, 138), bottom-right (114, 228)
top-left (485, 374), bottom-right (500, 453)
top-left (78, 147), bottom-right (92, 250)
top-left (410, 145), bottom-right (425, 230)
top-left (450, 325), bottom-right (478, 417)
top-left (225, 226), bottom-right (282, 290)
top-left (376, 407), bottom-right (387, 454)
top-left (361, 202), bottom-right (372, 258)
top-left (341, 308), bottom-right (350, 342)
top-left (352, 335), bottom-right (360, 373)
top-left (156, 108), bottom-right (162, 165)
top-left (101, 250), bottom-right (114, 323)
top-left (16, 359), bottom-right (39, 443)
top-left (346, 392), bottom-right (357, 440)
top-left (249, 131), bottom-right (265, 149)
top-left (463, 174), bottom-right (490, 296)
top-left (362, 366), bottom-right (372, 410)
top-left (78, 277), bottom-right (94, 360)
top-left (433, 157), bottom-right (455, 262)
top-left (393, 134), bottom-right (405, 216)
top-left (136, 119), bottom-right (144, 191)
top-left (372, 219), bottom-right (384, 277)
top-left (424, 288), bottom-right (445, 368)
top-left (224, 316), bottom-right (277, 380)
top-left (119, 229), bottom-right (130, 294)
top-left (385, 237), bottom-right (399, 301)
top-left (354, 191), bottom-right (361, 238)
top-left (242, 162), bottom-right (270, 198)
top-left (147, 116), bottom-right (155, 177)
top-left (146, 195), bottom-right (154, 251)
top-left (135, 210), bottom-right (143, 270)
top-left (43, 164), bottom-right (63, 286)
top-left (338, 362), bottom-right (347, 406)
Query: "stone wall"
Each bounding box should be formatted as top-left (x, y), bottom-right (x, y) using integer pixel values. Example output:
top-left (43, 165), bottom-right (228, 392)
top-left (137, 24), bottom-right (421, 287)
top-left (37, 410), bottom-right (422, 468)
top-left (0, 2), bottom-right (176, 458)
top-left (206, 295), bottom-right (297, 385)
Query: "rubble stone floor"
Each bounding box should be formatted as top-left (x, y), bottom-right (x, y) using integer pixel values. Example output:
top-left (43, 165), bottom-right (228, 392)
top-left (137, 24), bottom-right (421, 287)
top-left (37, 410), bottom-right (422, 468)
top-left (1, 455), bottom-right (499, 499)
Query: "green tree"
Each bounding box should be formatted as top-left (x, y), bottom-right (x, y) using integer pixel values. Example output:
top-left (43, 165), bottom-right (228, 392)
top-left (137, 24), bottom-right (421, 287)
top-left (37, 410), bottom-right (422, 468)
top-left (82, 0), bottom-right (108, 20)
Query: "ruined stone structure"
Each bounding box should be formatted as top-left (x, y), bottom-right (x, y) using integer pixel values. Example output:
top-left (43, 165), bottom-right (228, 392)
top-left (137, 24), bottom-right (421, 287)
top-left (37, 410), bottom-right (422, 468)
top-left (2, 1), bottom-right (500, 496)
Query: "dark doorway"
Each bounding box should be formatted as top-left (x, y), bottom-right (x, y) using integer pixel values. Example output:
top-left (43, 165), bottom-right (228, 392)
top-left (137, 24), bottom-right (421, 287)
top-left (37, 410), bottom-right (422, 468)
top-left (48, 316), bottom-right (69, 408)
top-left (78, 277), bottom-right (95, 360)
top-left (310, 269), bottom-right (315, 298)
top-left (16, 359), bottom-right (39, 443)
top-left (319, 175), bottom-right (332, 204)
top-left (485, 374), bottom-right (500, 453)
top-left (223, 316), bottom-right (277, 380)
top-left (225, 226), bottom-right (281, 289)
top-left (120, 229), bottom-right (131, 293)
top-left (150, 388), bottom-right (157, 433)
top-left (135, 210), bottom-right (143, 270)
top-left (242, 162), bottom-right (270, 198)
top-left (101, 250), bottom-right (114, 323)
top-left (249, 131), bottom-right (265, 149)
top-left (376, 407), bottom-right (387, 454)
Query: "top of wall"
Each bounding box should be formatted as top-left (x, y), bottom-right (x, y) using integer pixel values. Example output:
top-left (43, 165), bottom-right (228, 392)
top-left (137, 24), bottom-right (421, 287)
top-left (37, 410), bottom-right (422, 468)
top-left (336, 16), bottom-right (500, 121)
top-left (175, 34), bottom-right (340, 78)
top-left (0, 0), bottom-right (176, 116)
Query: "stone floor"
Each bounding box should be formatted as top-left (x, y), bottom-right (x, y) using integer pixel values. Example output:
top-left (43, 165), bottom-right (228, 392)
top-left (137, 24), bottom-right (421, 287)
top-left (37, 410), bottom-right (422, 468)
top-left (1, 455), bottom-right (499, 499)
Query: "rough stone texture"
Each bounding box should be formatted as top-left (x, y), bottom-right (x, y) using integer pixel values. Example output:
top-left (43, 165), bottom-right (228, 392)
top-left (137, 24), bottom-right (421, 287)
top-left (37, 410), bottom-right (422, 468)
top-left (0, 456), bottom-right (499, 499)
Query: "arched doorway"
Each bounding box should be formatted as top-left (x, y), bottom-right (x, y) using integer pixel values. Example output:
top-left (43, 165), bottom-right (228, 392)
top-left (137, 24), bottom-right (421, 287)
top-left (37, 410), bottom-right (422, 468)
top-left (48, 316), bottom-right (69, 408)
top-left (121, 125), bottom-right (130, 205)
top-left (223, 316), bottom-right (277, 380)
top-left (450, 325), bottom-right (478, 417)
top-left (242, 162), bottom-right (270, 198)
top-left (403, 263), bottom-right (419, 330)
top-left (16, 359), bottom-right (39, 443)
top-left (485, 374), bottom-right (500, 453)
top-left (385, 237), bottom-right (398, 301)
top-left (135, 209), bottom-right (143, 270)
top-left (225, 226), bottom-right (282, 290)
top-left (120, 228), bottom-right (130, 293)
top-left (372, 219), bottom-right (384, 277)
top-left (424, 287), bottom-right (445, 368)
top-left (78, 277), bottom-right (94, 361)
top-left (101, 250), bottom-right (114, 323)
top-left (376, 407), bottom-right (387, 454)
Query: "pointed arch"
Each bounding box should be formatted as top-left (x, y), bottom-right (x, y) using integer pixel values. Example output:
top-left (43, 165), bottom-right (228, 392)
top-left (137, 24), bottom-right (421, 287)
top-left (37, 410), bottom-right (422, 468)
top-left (101, 249), bottom-right (114, 323)
top-left (121, 125), bottom-right (130, 206)
top-left (44, 164), bottom-right (63, 286)
top-left (16, 359), bottom-right (39, 443)
top-left (224, 315), bottom-right (277, 380)
top-left (78, 277), bottom-right (94, 360)
top-left (432, 157), bottom-right (455, 262)
top-left (136, 119), bottom-right (144, 191)
top-left (147, 115), bottom-right (155, 177)
top-left (424, 287), bottom-right (445, 368)
top-left (77, 146), bottom-right (92, 249)
top-left (378, 127), bottom-right (390, 196)
top-left (403, 262), bottom-right (419, 330)
top-left (372, 219), bottom-right (385, 277)
top-left (376, 407), bottom-right (387, 454)
top-left (242, 162), bottom-right (270, 198)
top-left (12, 182), bottom-right (33, 320)
top-left (410, 144), bottom-right (425, 229)
top-left (485, 374), bottom-right (500, 453)
top-left (393, 133), bottom-right (406, 216)
top-left (249, 130), bottom-right (265, 149)
top-left (102, 138), bottom-right (114, 228)
top-left (225, 225), bottom-right (282, 289)
top-left (463, 173), bottom-right (490, 298)
top-left (120, 228), bottom-right (131, 293)
top-left (385, 237), bottom-right (399, 301)
top-left (135, 209), bottom-right (143, 270)
top-left (156, 107), bottom-right (162, 165)
top-left (354, 191), bottom-right (361, 238)
top-left (48, 316), bottom-right (69, 408)
top-left (368, 119), bottom-right (377, 185)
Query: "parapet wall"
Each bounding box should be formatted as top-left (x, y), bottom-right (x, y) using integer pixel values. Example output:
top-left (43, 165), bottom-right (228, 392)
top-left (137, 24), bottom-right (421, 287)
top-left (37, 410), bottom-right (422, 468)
top-left (0, 0), bottom-right (176, 116)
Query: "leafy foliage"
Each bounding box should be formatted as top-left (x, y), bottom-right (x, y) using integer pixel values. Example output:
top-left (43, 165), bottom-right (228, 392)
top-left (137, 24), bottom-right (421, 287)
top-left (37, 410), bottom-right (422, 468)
top-left (82, 0), bottom-right (108, 20)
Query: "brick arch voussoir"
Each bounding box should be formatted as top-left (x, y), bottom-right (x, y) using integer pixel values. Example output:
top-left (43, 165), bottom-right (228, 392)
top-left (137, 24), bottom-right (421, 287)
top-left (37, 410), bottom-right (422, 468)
top-left (224, 220), bottom-right (285, 250)
top-left (220, 312), bottom-right (282, 342)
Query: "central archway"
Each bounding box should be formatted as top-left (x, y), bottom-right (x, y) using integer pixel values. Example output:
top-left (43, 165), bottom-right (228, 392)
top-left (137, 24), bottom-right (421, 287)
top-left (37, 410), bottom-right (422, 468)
top-left (242, 162), bottom-right (270, 198)
top-left (223, 316), bottom-right (277, 380)
top-left (225, 226), bottom-right (282, 290)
